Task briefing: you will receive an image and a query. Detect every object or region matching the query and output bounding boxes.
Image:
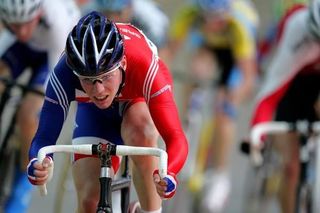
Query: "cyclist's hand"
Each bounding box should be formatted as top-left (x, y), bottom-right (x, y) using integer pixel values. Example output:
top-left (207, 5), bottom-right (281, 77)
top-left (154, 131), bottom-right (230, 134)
top-left (153, 170), bottom-right (178, 199)
top-left (27, 157), bottom-right (53, 185)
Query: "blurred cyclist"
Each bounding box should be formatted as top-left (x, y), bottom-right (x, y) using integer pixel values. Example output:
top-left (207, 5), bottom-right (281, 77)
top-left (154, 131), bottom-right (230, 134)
top-left (0, 0), bottom-right (80, 212)
top-left (168, 0), bottom-right (259, 211)
top-left (27, 12), bottom-right (188, 213)
top-left (250, 1), bottom-right (320, 212)
top-left (83, 0), bottom-right (169, 59)
top-left (258, 0), bottom-right (308, 70)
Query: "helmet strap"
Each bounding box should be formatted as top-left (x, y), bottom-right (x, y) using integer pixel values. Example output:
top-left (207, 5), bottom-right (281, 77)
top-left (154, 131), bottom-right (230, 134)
top-left (116, 66), bottom-right (126, 97)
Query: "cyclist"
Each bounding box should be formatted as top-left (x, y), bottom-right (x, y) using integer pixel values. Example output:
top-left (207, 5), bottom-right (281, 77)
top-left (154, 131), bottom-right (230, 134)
top-left (168, 0), bottom-right (259, 211)
top-left (86, 0), bottom-right (169, 60)
top-left (0, 0), bottom-right (80, 212)
top-left (27, 12), bottom-right (188, 213)
top-left (250, 1), bottom-right (320, 212)
top-left (258, 0), bottom-right (308, 69)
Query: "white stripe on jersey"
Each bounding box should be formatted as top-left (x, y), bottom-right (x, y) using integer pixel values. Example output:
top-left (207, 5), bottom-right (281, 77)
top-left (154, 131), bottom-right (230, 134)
top-left (143, 55), bottom-right (159, 103)
top-left (49, 72), bottom-right (69, 119)
top-left (143, 55), bottom-right (156, 98)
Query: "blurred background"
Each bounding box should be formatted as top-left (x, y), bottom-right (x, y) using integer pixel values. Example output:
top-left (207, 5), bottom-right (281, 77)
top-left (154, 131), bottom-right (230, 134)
top-left (0, 0), bottom-right (308, 212)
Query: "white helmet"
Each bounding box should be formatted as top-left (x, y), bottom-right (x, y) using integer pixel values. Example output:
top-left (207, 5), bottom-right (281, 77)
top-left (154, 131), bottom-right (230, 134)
top-left (0, 0), bottom-right (43, 23)
top-left (309, 0), bottom-right (320, 38)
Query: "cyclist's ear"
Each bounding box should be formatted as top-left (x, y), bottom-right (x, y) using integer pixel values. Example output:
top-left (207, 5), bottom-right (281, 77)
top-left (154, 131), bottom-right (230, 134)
top-left (120, 55), bottom-right (127, 70)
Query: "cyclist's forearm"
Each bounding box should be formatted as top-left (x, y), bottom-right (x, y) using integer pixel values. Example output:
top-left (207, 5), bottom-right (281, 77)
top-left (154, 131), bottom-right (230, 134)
top-left (149, 98), bottom-right (188, 174)
top-left (236, 57), bottom-right (257, 103)
top-left (28, 101), bottom-right (66, 159)
top-left (166, 136), bottom-right (188, 174)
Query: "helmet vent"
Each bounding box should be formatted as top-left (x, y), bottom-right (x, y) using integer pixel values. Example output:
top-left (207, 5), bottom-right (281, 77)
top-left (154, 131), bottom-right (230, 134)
top-left (84, 30), bottom-right (97, 72)
top-left (28, 3), bottom-right (40, 16)
top-left (0, 0), bottom-right (43, 23)
top-left (66, 11), bottom-right (124, 76)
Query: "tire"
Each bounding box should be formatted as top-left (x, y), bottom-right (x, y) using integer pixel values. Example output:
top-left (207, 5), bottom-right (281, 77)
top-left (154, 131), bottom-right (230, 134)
top-left (0, 144), bottom-right (17, 210)
top-left (243, 140), bottom-right (282, 213)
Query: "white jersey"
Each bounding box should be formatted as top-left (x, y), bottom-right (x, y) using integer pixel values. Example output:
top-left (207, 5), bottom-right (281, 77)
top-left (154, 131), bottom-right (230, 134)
top-left (257, 9), bottom-right (320, 100)
top-left (131, 0), bottom-right (169, 47)
top-left (0, 0), bottom-right (81, 70)
top-left (251, 6), bottom-right (320, 125)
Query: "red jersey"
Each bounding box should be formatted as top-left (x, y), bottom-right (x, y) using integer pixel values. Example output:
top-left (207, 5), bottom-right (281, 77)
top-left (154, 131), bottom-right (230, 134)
top-left (30, 23), bottom-right (188, 175)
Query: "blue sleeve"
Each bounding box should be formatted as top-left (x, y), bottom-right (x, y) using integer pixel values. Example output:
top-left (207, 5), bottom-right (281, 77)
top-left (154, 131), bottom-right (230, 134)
top-left (29, 55), bottom-right (78, 159)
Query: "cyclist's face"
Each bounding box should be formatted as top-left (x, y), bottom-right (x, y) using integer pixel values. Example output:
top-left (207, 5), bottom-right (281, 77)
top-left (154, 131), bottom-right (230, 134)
top-left (79, 59), bottom-right (126, 109)
top-left (6, 13), bottom-right (41, 42)
top-left (202, 12), bottom-right (229, 32)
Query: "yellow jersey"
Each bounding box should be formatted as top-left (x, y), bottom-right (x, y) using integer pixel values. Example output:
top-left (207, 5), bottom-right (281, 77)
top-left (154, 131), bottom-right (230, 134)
top-left (170, 0), bottom-right (259, 60)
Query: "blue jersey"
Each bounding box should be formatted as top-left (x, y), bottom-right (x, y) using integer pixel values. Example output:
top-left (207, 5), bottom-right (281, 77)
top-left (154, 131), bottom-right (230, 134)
top-left (29, 55), bottom-right (80, 158)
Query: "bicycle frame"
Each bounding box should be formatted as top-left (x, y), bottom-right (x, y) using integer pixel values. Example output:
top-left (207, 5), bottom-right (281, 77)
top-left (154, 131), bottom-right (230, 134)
top-left (0, 76), bottom-right (45, 209)
top-left (36, 143), bottom-right (168, 213)
top-left (249, 120), bottom-right (320, 213)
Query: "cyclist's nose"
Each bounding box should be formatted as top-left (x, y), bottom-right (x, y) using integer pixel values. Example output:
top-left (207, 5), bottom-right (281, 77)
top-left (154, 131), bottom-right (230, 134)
top-left (93, 81), bottom-right (105, 93)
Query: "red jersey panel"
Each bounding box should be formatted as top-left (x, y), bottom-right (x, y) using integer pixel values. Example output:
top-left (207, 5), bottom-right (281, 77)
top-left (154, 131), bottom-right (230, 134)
top-left (116, 23), bottom-right (188, 174)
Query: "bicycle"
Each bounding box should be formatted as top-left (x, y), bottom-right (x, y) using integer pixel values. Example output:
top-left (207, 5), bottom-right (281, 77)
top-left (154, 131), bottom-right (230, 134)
top-left (183, 84), bottom-right (215, 189)
top-left (0, 75), bottom-right (44, 211)
top-left (241, 120), bottom-right (320, 213)
top-left (36, 142), bottom-right (168, 213)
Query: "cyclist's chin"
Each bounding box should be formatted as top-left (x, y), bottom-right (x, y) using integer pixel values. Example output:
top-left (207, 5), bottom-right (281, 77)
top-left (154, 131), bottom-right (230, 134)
top-left (93, 99), bottom-right (112, 109)
top-left (17, 34), bottom-right (33, 43)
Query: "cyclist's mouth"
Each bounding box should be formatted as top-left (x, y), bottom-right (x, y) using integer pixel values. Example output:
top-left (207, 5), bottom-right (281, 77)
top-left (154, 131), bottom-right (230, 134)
top-left (94, 95), bottom-right (108, 102)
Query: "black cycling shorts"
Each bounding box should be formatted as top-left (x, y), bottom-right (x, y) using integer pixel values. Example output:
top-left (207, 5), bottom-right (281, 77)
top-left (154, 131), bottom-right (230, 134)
top-left (275, 71), bottom-right (320, 122)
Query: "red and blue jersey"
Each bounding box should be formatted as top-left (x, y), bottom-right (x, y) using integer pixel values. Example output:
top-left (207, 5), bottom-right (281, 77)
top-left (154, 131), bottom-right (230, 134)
top-left (29, 23), bottom-right (188, 175)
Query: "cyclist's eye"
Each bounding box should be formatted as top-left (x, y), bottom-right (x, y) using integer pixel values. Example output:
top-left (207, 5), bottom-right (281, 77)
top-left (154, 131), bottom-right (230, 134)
top-left (81, 78), bottom-right (93, 85)
top-left (101, 74), bottom-right (112, 81)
